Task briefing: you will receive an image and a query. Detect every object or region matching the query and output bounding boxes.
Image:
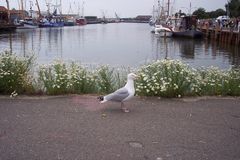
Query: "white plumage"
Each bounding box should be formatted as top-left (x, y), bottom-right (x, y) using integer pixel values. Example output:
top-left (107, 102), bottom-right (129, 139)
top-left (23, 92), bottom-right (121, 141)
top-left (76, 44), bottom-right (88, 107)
top-left (98, 73), bottom-right (138, 112)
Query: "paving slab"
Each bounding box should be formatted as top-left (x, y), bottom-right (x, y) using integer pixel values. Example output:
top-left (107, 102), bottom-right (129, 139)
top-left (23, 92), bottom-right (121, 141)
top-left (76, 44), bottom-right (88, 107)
top-left (0, 95), bottom-right (240, 160)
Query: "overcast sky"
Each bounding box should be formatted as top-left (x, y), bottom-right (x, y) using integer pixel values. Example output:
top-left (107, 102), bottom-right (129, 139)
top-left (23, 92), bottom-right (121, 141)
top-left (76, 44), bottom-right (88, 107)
top-left (0, 0), bottom-right (228, 17)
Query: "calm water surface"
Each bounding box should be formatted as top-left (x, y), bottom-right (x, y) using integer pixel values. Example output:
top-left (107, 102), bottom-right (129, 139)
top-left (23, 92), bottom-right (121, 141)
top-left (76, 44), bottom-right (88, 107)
top-left (0, 23), bottom-right (239, 69)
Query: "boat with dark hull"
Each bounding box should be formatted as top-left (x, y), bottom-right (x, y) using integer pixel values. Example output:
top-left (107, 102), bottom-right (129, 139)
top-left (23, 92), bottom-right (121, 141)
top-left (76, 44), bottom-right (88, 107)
top-left (173, 29), bottom-right (203, 38)
top-left (172, 15), bottom-right (203, 38)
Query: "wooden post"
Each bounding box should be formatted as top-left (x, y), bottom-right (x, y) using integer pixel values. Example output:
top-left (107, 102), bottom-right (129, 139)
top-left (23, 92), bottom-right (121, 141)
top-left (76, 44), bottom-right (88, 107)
top-left (206, 24), bottom-right (209, 38)
top-left (224, 31), bottom-right (228, 43)
top-left (215, 26), bottom-right (219, 41)
top-left (221, 31), bottom-right (224, 43)
top-left (238, 31), bottom-right (240, 45)
top-left (219, 29), bottom-right (222, 43)
top-left (229, 30), bottom-right (233, 44)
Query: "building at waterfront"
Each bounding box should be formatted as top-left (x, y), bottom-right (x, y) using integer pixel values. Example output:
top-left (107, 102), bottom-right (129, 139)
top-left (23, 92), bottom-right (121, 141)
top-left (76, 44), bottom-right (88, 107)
top-left (0, 6), bottom-right (8, 23)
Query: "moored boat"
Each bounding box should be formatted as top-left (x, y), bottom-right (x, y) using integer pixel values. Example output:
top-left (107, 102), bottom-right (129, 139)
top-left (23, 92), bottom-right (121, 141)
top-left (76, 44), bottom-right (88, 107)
top-left (154, 24), bottom-right (173, 37)
top-left (172, 29), bottom-right (203, 38)
top-left (17, 18), bottom-right (38, 29)
top-left (150, 0), bottom-right (173, 37)
top-left (39, 17), bottom-right (64, 28)
top-left (64, 17), bottom-right (75, 26)
top-left (172, 15), bottom-right (203, 38)
top-left (76, 17), bottom-right (87, 25)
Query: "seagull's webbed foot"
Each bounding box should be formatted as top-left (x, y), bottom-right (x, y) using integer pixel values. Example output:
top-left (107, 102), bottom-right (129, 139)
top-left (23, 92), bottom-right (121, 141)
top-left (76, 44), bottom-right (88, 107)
top-left (121, 102), bottom-right (130, 113)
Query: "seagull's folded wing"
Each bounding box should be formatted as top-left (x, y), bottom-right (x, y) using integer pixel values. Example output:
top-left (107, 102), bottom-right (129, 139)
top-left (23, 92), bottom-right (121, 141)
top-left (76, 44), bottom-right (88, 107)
top-left (105, 87), bottom-right (129, 102)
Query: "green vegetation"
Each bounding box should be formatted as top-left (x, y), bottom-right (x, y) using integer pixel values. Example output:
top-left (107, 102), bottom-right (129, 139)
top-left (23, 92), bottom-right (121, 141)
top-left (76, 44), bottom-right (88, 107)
top-left (136, 60), bottom-right (199, 97)
top-left (1, 51), bottom-right (240, 97)
top-left (225, 0), bottom-right (240, 17)
top-left (0, 50), bottom-right (34, 94)
top-left (192, 8), bottom-right (226, 19)
top-left (192, 0), bottom-right (240, 19)
top-left (136, 60), bottom-right (240, 97)
top-left (38, 62), bottom-right (126, 95)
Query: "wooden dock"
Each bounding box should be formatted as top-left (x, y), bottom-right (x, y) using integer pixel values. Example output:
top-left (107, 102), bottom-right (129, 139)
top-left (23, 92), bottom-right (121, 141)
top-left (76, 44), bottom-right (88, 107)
top-left (0, 24), bottom-right (16, 32)
top-left (199, 26), bottom-right (240, 46)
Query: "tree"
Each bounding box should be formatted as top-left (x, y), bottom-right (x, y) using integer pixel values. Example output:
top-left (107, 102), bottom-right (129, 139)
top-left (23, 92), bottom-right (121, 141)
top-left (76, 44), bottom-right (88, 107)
top-left (174, 10), bottom-right (186, 18)
top-left (208, 9), bottom-right (226, 18)
top-left (225, 0), bottom-right (240, 17)
top-left (192, 8), bottom-right (208, 19)
top-left (214, 9), bottom-right (227, 17)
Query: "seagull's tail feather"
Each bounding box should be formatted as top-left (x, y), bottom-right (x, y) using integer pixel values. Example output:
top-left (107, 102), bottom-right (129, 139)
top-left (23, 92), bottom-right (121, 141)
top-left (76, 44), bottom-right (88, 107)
top-left (97, 96), bottom-right (104, 101)
top-left (97, 96), bottom-right (107, 103)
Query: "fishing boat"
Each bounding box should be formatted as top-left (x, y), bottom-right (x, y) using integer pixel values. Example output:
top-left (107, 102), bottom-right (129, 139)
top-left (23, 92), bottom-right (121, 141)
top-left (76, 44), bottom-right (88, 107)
top-left (63, 16), bottom-right (75, 26)
top-left (154, 24), bottom-right (173, 37)
top-left (18, 18), bottom-right (38, 29)
top-left (76, 17), bottom-right (87, 25)
top-left (172, 15), bottom-right (203, 38)
top-left (39, 17), bottom-right (64, 28)
top-left (64, 17), bottom-right (75, 26)
top-left (15, 0), bottom-right (41, 29)
top-left (39, 0), bottom-right (64, 28)
top-left (150, 0), bottom-right (173, 37)
top-left (75, 1), bottom-right (87, 26)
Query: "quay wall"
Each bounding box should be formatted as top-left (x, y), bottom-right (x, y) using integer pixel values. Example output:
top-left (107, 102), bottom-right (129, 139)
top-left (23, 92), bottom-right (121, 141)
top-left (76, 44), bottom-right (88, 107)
top-left (198, 25), bottom-right (240, 46)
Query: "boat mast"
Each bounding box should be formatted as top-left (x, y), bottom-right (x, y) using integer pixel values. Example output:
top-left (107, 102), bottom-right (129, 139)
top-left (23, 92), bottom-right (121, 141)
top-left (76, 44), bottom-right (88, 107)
top-left (45, 0), bottom-right (51, 16)
top-left (82, 1), bottom-right (85, 17)
top-left (59, 0), bottom-right (62, 15)
top-left (35, 0), bottom-right (42, 19)
top-left (29, 1), bottom-right (33, 18)
top-left (5, 0), bottom-right (10, 23)
top-left (53, 0), bottom-right (62, 16)
top-left (189, 2), bottom-right (192, 15)
top-left (21, 0), bottom-right (25, 19)
top-left (167, 0), bottom-right (170, 17)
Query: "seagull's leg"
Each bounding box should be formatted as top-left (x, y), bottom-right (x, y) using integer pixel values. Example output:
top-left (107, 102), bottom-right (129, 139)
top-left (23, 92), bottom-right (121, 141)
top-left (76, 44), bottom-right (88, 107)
top-left (121, 102), bottom-right (124, 110)
top-left (121, 102), bottom-right (129, 113)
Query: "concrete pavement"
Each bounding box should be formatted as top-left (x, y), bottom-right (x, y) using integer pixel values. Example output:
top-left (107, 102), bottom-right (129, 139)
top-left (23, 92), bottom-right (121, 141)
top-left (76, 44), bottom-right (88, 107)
top-left (0, 95), bottom-right (240, 160)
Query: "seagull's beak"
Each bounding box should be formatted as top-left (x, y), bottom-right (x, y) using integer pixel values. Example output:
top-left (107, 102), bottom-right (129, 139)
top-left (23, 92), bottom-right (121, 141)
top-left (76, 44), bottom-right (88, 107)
top-left (133, 74), bottom-right (139, 80)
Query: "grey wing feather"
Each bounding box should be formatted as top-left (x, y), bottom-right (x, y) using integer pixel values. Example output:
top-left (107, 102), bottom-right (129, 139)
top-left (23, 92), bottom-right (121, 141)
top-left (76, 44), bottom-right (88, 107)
top-left (105, 87), bottom-right (129, 102)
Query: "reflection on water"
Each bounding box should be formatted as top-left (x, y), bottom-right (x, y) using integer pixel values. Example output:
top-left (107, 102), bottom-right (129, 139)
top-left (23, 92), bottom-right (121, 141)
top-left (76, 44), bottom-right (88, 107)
top-left (0, 23), bottom-right (239, 69)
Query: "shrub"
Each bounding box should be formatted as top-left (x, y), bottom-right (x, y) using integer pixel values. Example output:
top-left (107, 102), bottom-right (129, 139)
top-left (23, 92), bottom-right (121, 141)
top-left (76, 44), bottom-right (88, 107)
top-left (68, 62), bottom-right (97, 94)
top-left (38, 60), bottom-right (69, 95)
top-left (136, 60), bottom-right (240, 97)
top-left (0, 50), bottom-right (34, 94)
top-left (198, 67), bottom-right (240, 96)
top-left (38, 62), bottom-right (128, 95)
top-left (223, 69), bottom-right (240, 96)
top-left (96, 66), bottom-right (127, 93)
top-left (1, 51), bottom-right (239, 97)
top-left (136, 60), bottom-right (200, 97)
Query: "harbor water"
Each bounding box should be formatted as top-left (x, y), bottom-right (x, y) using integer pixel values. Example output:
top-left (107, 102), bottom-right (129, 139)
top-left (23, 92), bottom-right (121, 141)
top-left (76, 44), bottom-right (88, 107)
top-left (0, 23), bottom-right (239, 69)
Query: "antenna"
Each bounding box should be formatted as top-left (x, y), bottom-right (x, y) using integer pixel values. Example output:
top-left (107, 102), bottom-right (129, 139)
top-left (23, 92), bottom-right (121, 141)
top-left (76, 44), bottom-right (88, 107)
top-left (29, 0), bottom-right (33, 18)
top-left (82, 1), bottom-right (85, 17)
top-left (68, 3), bottom-right (74, 14)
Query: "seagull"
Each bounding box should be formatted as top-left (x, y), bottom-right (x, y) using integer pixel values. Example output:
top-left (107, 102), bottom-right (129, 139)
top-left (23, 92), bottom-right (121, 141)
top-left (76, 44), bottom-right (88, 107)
top-left (98, 73), bottom-right (138, 113)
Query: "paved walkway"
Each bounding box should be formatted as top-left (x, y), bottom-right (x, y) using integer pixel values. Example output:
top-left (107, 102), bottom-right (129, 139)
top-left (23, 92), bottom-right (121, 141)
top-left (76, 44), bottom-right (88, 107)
top-left (0, 95), bottom-right (240, 160)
